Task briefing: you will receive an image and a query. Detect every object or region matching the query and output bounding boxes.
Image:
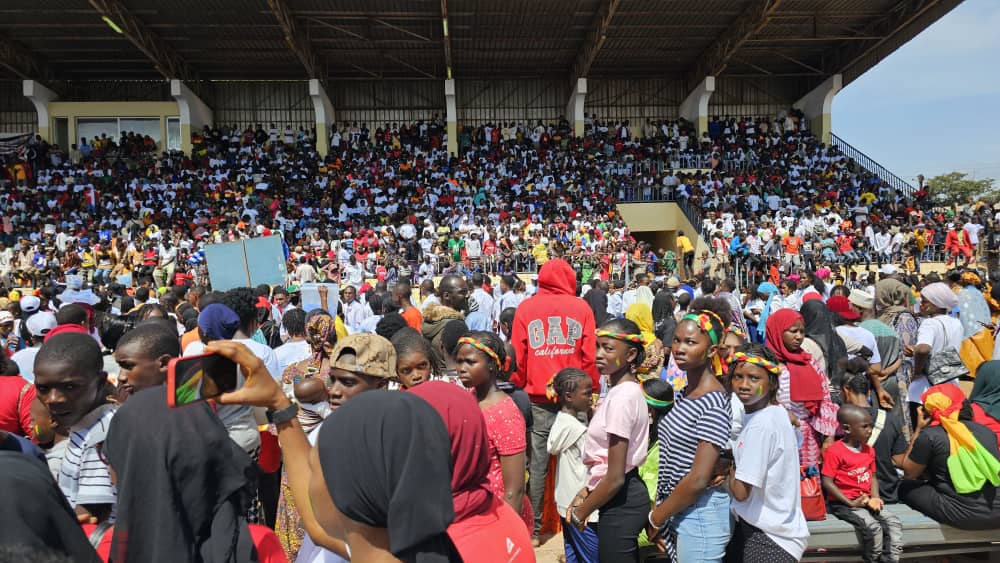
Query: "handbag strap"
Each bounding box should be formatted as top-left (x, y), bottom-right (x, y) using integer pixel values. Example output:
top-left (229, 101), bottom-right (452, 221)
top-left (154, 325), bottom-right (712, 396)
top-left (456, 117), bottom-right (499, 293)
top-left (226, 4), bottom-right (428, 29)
top-left (868, 409), bottom-right (887, 447)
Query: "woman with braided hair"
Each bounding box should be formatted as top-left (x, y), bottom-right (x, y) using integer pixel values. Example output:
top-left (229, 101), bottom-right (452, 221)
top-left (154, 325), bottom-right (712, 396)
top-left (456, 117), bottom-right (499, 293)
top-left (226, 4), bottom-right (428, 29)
top-left (648, 296), bottom-right (734, 563)
top-left (455, 329), bottom-right (533, 531)
top-left (566, 317), bottom-right (650, 562)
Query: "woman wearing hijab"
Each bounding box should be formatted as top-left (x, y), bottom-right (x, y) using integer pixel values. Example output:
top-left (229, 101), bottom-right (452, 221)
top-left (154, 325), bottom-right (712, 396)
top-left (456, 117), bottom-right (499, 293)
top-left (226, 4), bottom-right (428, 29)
top-left (103, 386), bottom-right (285, 563)
top-left (956, 272), bottom-right (994, 379)
top-left (876, 278), bottom-right (919, 434)
top-left (315, 390), bottom-right (462, 562)
top-left (276, 310), bottom-right (338, 559)
top-left (766, 309), bottom-right (839, 467)
top-left (754, 281), bottom-right (780, 343)
top-left (409, 381), bottom-right (535, 561)
top-left (900, 384), bottom-right (1000, 530)
top-left (625, 302), bottom-right (665, 379)
top-left (652, 290), bottom-right (676, 344)
top-left (800, 299), bottom-right (848, 404)
top-left (634, 284), bottom-right (655, 309)
top-left (0, 451), bottom-right (101, 562)
top-left (905, 282), bottom-right (963, 422)
top-left (970, 361), bottom-right (1000, 444)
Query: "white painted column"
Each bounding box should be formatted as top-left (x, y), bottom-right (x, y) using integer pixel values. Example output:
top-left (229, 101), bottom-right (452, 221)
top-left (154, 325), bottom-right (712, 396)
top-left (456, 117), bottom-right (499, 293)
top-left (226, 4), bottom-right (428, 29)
top-left (22, 80), bottom-right (58, 142)
top-left (678, 76), bottom-right (715, 137)
top-left (445, 79), bottom-right (457, 156)
top-left (565, 78), bottom-right (587, 137)
top-left (793, 74), bottom-right (842, 146)
top-left (170, 79), bottom-right (213, 155)
top-left (309, 79), bottom-right (335, 158)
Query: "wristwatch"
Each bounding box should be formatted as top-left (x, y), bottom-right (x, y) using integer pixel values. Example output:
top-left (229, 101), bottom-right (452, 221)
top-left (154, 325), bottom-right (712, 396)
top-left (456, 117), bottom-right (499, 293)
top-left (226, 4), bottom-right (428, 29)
top-left (266, 402), bottom-right (299, 425)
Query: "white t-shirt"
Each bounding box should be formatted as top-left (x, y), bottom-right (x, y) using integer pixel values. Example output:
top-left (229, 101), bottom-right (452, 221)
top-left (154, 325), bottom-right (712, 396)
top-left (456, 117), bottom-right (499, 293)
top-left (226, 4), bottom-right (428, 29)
top-left (547, 411), bottom-right (598, 522)
top-left (836, 325), bottom-right (882, 365)
top-left (910, 315), bottom-right (964, 403)
top-left (274, 339), bottom-right (312, 379)
top-left (732, 405), bottom-right (809, 560)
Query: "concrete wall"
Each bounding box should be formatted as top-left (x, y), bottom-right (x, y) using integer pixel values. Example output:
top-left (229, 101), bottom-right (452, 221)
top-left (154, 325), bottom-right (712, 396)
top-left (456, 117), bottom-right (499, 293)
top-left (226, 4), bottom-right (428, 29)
top-left (616, 202), bottom-right (711, 273)
top-left (48, 101), bottom-right (180, 152)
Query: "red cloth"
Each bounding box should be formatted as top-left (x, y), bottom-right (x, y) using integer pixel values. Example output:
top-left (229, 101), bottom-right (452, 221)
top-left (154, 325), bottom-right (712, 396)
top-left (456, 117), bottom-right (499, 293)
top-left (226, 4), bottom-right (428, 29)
top-left (821, 440), bottom-right (876, 501)
top-left (446, 496), bottom-right (535, 563)
top-left (408, 382), bottom-right (493, 521)
top-left (43, 323), bottom-right (89, 342)
top-left (0, 375), bottom-right (34, 437)
top-left (510, 259), bottom-right (598, 403)
top-left (82, 524), bottom-right (287, 563)
top-left (764, 308), bottom-right (825, 407)
top-left (400, 306), bottom-right (423, 332)
top-left (971, 403), bottom-right (1000, 443)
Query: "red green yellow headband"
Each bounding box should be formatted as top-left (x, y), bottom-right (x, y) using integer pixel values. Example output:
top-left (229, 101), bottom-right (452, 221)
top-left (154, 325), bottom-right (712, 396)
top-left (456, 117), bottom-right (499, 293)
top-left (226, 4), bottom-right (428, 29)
top-left (729, 351), bottom-right (780, 375)
top-left (458, 336), bottom-right (510, 372)
top-left (642, 387), bottom-right (672, 409)
top-left (595, 329), bottom-right (645, 344)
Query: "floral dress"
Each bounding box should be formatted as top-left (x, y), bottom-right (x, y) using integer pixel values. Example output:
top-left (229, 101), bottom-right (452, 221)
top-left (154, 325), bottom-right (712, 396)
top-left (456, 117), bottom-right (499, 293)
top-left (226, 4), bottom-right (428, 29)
top-left (777, 357), bottom-right (839, 468)
top-left (482, 395), bottom-right (533, 530)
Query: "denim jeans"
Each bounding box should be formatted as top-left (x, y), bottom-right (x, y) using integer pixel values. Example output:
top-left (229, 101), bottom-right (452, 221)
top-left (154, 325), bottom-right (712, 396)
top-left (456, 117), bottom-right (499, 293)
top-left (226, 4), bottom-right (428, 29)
top-left (672, 488), bottom-right (732, 563)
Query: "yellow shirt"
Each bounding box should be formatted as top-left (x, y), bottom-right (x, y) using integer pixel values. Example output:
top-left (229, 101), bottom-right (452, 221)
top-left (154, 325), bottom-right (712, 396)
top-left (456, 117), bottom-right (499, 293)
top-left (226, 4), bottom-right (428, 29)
top-left (677, 235), bottom-right (694, 255)
top-left (532, 243), bottom-right (549, 265)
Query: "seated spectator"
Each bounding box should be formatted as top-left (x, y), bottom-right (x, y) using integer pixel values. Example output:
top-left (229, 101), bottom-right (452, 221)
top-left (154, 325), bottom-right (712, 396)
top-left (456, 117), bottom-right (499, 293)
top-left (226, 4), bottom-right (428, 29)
top-left (822, 404), bottom-right (903, 562)
top-left (900, 384), bottom-right (1000, 530)
top-left (970, 360), bottom-right (1000, 442)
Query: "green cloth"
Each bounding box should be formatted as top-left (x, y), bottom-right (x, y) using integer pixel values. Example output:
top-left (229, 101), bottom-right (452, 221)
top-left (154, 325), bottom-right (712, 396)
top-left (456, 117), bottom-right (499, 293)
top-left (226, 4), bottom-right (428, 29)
top-left (948, 442), bottom-right (1000, 494)
top-left (972, 360), bottom-right (1000, 422)
top-left (637, 442), bottom-right (659, 547)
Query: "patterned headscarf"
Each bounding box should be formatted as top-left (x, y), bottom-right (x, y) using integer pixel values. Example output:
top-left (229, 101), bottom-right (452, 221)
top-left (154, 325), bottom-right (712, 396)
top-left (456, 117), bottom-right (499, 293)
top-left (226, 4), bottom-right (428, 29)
top-left (306, 314), bottom-right (336, 361)
top-left (921, 384), bottom-right (1000, 494)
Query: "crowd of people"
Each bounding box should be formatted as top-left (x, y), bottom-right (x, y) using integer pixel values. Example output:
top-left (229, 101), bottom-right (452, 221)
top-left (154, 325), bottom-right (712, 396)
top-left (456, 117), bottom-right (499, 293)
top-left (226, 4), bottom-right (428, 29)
top-left (1, 109), bottom-right (999, 563)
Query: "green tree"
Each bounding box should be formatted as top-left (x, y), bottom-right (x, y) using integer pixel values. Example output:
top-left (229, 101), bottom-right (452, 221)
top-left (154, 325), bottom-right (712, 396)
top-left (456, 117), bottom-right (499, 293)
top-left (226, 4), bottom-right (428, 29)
top-left (927, 172), bottom-right (998, 206)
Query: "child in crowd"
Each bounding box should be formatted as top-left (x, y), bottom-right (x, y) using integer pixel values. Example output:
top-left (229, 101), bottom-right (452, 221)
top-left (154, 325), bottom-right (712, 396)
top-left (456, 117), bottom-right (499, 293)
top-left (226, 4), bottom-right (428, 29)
top-left (548, 367), bottom-right (598, 563)
top-left (455, 330), bottom-right (533, 531)
top-left (636, 377), bottom-right (673, 549)
top-left (390, 327), bottom-right (435, 389)
top-left (822, 404), bottom-right (904, 563)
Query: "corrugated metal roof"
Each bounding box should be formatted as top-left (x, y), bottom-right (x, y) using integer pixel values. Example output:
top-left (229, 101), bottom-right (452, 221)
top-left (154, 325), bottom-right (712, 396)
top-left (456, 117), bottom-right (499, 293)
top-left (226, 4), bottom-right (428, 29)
top-left (0, 0), bottom-right (962, 89)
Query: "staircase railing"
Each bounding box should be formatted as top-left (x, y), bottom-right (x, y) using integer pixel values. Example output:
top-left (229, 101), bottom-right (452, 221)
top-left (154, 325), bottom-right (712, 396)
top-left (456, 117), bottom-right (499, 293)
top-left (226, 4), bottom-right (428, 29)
top-left (831, 133), bottom-right (916, 195)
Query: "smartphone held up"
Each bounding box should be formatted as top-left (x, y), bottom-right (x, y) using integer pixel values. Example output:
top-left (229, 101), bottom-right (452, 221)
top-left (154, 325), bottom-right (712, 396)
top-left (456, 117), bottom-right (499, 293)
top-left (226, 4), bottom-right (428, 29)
top-left (166, 352), bottom-right (238, 407)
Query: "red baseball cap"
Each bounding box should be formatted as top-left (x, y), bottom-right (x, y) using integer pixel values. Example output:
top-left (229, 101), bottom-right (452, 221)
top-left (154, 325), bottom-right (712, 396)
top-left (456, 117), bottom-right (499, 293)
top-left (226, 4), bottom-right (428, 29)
top-left (826, 296), bottom-right (860, 321)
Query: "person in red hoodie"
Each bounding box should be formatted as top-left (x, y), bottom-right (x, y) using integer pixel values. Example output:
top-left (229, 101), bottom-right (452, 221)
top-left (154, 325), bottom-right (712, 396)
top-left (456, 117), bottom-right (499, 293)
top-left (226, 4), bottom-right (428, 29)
top-left (510, 258), bottom-right (598, 538)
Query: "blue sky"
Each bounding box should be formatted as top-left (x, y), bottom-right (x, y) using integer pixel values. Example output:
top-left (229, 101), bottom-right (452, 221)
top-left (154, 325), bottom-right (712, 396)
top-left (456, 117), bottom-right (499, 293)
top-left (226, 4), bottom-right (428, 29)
top-left (833, 0), bottom-right (1000, 185)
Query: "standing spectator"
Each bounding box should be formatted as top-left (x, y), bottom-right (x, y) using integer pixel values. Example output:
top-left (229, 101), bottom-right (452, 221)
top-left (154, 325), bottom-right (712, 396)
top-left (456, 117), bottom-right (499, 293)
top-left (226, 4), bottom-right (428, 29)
top-left (905, 282), bottom-right (963, 417)
top-left (510, 259), bottom-right (598, 538)
top-left (273, 308), bottom-right (310, 377)
top-left (677, 231), bottom-right (695, 279)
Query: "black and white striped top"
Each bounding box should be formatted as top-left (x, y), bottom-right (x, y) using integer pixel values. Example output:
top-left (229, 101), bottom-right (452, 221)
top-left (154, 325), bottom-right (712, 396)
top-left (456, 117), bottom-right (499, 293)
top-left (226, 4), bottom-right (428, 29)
top-left (656, 390), bottom-right (731, 502)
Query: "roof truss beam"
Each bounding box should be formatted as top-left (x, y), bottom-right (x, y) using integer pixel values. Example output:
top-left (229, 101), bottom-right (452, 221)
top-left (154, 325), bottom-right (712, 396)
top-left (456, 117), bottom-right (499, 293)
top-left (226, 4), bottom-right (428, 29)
top-left (685, 0), bottom-right (784, 88)
top-left (87, 0), bottom-right (195, 81)
top-left (823, 0), bottom-right (945, 75)
top-left (0, 35), bottom-right (53, 82)
top-left (572, 0), bottom-right (622, 79)
top-left (266, 0), bottom-right (323, 82)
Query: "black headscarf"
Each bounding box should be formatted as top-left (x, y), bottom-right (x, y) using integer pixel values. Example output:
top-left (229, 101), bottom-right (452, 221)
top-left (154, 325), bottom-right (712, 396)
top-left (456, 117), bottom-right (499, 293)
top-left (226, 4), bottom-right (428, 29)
top-left (652, 290), bottom-right (676, 343)
top-left (0, 451), bottom-right (101, 562)
top-left (103, 386), bottom-right (258, 563)
top-left (800, 299), bottom-right (848, 399)
top-left (583, 287), bottom-right (610, 326)
top-left (318, 390), bottom-right (458, 562)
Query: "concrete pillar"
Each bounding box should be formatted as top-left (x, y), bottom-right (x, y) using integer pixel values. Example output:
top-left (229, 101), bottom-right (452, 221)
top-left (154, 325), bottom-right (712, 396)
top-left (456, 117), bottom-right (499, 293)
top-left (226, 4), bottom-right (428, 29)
top-left (170, 79), bottom-right (213, 155)
top-left (565, 78), bottom-right (587, 137)
top-left (23, 80), bottom-right (58, 142)
top-left (308, 79), bottom-right (335, 158)
top-left (445, 79), bottom-right (457, 156)
top-left (678, 76), bottom-right (715, 137)
top-left (793, 74), bottom-right (842, 146)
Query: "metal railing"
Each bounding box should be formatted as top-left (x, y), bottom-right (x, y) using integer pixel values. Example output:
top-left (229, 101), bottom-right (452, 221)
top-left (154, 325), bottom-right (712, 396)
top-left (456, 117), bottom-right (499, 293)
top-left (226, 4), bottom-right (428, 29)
top-left (831, 133), bottom-right (916, 195)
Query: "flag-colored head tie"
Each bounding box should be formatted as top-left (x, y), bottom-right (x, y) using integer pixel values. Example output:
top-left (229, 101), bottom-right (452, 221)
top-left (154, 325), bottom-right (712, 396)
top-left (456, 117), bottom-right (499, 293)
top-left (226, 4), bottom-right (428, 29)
top-left (457, 336), bottom-right (510, 373)
top-left (681, 310), bottom-right (725, 376)
top-left (729, 351), bottom-right (780, 376)
top-left (595, 329), bottom-right (645, 344)
top-left (921, 384), bottom-right (1000, 494)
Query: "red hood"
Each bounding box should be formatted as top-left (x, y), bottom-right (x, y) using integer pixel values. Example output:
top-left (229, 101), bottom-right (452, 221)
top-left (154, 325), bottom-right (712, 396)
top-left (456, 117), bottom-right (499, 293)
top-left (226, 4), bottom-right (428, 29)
top-left (536, 259), bottom-right (576, 296)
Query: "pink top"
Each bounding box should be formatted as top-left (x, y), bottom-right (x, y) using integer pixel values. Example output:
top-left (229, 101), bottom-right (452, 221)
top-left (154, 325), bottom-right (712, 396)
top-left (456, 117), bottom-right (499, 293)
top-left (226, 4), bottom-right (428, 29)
top-left (583, 380), bottom-right (649, 489)
top-left (482, 396), bottom-right (532, 529)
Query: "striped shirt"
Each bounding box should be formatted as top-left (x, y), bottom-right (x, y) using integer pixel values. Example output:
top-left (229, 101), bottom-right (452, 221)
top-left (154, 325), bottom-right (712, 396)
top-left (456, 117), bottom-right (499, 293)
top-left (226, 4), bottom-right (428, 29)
top-left (656, 390), bottom-right (731, 502)
top-left (59, 403), bottom-right (117, 512)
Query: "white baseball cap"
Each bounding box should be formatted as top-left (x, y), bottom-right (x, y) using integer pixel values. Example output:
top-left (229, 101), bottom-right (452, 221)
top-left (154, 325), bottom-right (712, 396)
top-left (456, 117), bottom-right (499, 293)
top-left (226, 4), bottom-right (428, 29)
top-left (26, 311), bottom-right (57, 337)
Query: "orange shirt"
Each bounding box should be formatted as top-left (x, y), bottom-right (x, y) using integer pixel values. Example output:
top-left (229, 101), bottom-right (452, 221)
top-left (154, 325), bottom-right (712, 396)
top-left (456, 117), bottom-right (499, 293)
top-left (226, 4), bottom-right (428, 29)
top-left (180, 327), bottom-right (200, 352)
top-left (783, 235), bottom-right (802, 255)
top-left (400, 306), bottom-right (423, 331)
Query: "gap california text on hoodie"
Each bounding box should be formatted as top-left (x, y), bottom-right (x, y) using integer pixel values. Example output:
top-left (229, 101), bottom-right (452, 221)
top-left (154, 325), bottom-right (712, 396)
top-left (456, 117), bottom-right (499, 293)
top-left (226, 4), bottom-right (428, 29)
top-left (511, 259), bottom-right (599, 403)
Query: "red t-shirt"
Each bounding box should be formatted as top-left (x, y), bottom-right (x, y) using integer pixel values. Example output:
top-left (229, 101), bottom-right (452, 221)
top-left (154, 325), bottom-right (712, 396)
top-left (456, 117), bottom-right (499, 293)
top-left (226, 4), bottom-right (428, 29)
top-left (0, 375), bottom-right (34, 437)
top-left (971, 403), bottom-right (1000, 444)
top-left (821, 440), bottom-right (875, 501)
top-left (447, 496), bottom-right (535, 563)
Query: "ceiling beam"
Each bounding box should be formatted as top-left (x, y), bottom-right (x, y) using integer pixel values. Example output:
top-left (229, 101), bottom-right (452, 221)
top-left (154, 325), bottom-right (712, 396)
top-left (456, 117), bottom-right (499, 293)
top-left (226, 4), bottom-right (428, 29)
top-left (87, 0), bottom-right (196, 82)
top-left (266, 0), bottom-right (323, 82)
top-left (685, 0), bottom-right (785, 89)
top-left (440, 0), bottom-right (453, 78)
top-left (0, 35), bottom-right (54, 82)
top-left (571, 0), bottom-right (622, 79)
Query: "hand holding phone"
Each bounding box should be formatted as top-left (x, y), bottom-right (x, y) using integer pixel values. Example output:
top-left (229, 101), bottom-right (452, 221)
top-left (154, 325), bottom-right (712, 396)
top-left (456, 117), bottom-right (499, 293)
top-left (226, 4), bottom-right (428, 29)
top-left (205, 340), bottom-right (288, 412)
top-left (167, 352), bottom-right (238, 408)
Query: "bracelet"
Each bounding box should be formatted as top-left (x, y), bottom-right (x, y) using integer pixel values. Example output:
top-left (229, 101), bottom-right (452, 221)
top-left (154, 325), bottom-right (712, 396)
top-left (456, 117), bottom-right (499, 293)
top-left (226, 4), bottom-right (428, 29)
top-left (570, 508), bottom-right (584, 527)
top-left (648, 510), bottom-right (664, 530)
